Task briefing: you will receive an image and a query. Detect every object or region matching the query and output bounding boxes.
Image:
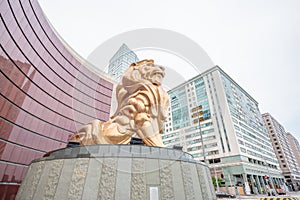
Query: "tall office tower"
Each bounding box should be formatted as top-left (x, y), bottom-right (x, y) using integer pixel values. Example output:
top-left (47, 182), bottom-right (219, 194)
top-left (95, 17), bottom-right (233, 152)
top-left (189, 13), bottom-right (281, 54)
top-left (262, 113), bottom-right (300, 190)
top-left (108, 44), bottom-right (139, 82)
top-left (163, 66), bottom-right (283, 195)
top-left (0, 0), bottom-right (114, 198)
top-left (287, 132), bottom-right (300, 169)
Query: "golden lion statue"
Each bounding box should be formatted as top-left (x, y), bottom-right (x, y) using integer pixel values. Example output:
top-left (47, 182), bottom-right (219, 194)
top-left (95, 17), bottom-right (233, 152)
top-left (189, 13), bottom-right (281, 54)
top-left (69, 59), bottom-right (170, 146)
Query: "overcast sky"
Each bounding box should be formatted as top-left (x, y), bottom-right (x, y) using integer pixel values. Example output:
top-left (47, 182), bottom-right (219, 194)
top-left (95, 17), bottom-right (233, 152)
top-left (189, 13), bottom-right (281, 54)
top-left (39, 0), bottom-right (300, 141)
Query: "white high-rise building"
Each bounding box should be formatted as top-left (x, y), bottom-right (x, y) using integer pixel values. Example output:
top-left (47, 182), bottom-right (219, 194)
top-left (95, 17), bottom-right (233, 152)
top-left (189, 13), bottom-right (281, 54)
top-left (163, 66), bottom-right (284, 194)
top-left (108, 44), bottom-right (139, 82)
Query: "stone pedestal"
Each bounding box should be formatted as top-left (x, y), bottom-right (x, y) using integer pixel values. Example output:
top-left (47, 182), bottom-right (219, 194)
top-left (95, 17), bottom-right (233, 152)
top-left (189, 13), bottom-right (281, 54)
top-left (16, 145), bottom-right (216, 200)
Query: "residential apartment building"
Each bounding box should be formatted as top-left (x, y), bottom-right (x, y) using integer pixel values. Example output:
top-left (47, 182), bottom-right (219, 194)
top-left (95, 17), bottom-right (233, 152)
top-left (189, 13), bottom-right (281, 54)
top-left (262, 113), bottom-right (300, 190)
top-left (287, 132), bottom-right (300, 169)
top-left (108, 44), bottom-right (139, 82)
top-left (162, 66), bottom-right (283, 195)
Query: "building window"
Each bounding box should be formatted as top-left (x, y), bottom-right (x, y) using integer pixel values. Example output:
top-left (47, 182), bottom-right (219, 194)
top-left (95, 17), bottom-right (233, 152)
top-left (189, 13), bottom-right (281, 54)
top-left (205, 143), bottom-right (218, 148)
top-left (238, 139), bottom-right (244, 145)
top-left (234, 125), bottom-right (240, 131)
top-left (240, 147), bottom-right (246, 153)
top-left (236, 132), bottom-right (242, 138)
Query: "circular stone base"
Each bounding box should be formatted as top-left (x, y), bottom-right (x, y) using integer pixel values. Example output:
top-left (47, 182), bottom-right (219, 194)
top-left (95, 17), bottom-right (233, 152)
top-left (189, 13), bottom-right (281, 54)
top-left (16, 145), bottom-right (216, 200)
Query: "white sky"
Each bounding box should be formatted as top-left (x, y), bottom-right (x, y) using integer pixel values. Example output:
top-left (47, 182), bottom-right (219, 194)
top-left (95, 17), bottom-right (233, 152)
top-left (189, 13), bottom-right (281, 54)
top-left (39, 0), bottom-right (300, 141)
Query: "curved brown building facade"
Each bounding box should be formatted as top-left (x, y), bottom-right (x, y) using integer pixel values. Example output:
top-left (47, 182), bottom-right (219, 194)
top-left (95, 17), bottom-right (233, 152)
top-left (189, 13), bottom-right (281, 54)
top-left (0, 0), bottom-right (114, 198)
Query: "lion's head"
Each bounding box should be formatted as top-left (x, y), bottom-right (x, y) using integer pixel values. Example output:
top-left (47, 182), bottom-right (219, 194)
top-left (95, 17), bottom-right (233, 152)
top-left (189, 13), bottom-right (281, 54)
top-left (122, 59), bottom-right (166, 86)
top-left (112, 59), bottom-right (168, 120)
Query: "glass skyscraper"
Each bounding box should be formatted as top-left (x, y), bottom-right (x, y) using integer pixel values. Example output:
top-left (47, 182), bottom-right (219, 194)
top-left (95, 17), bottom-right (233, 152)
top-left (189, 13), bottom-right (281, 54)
top-left (163, 66), bottom-right (284, 194)
top-left (108, 44), bottom-right (139, 82)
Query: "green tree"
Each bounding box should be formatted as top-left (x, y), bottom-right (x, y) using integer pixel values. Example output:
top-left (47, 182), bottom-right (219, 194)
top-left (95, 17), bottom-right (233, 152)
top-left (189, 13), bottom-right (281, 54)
top-left (212, 177), bottom-right (223, 187)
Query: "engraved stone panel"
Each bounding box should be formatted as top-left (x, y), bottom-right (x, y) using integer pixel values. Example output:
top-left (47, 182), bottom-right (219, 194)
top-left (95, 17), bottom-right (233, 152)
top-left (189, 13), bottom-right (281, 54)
top-left (98, 158), bottom-right (117, 200)
top-left (43, 159), bottom-right (64, 200)
top-left (181, 162), bottom-right (196, 200)
top-left (159, 160), bottom-right (174, 200)
top-left (68, 158), bottom-right (89, 200)
top-left (21, 161), bottom-right (45, 200)
top-left (32, 162), bottom-right (53, 200)
top-left (131, 158), bottom-right (146, 200)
